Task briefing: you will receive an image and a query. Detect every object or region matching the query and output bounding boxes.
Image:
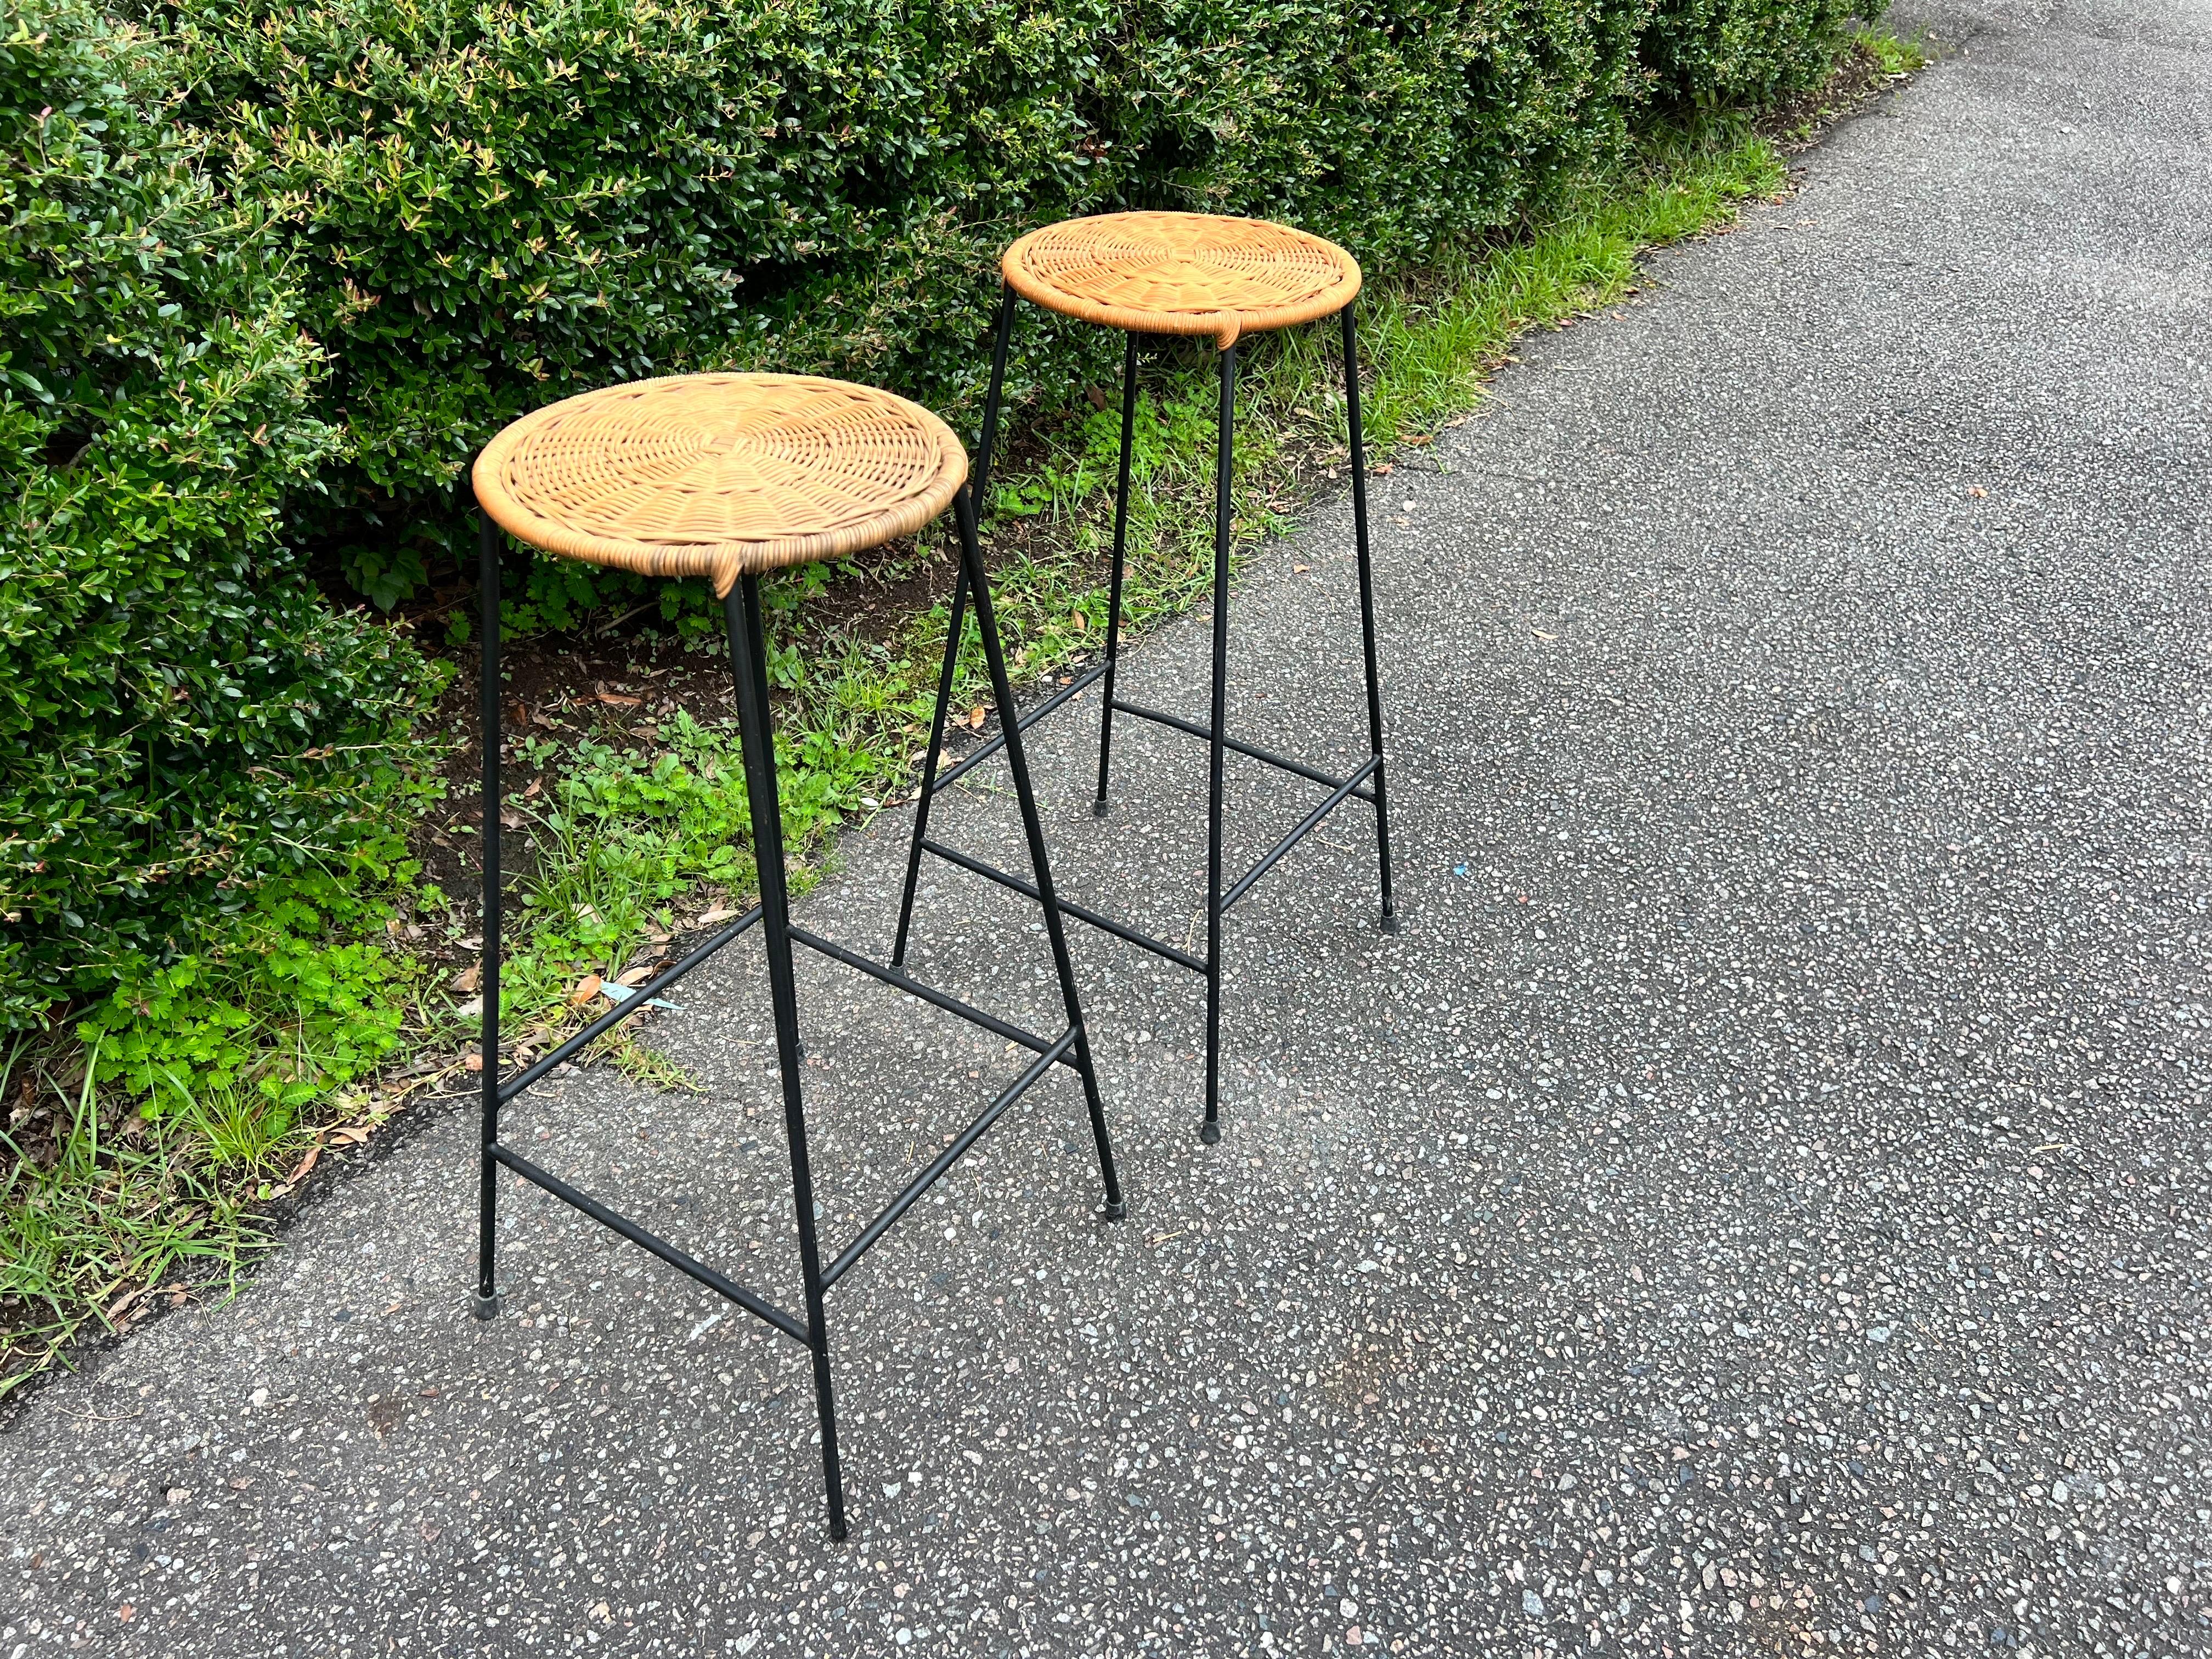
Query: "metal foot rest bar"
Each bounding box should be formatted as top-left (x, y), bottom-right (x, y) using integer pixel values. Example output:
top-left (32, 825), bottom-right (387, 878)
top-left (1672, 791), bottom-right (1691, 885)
top-left (1220, 754), bottom-right (1381, 912)
top-left (822, 1030), bottom-right (1075, 1288)
top-left (491, 1142), bottom-right (809, 1344)
top-left (487, 1018), bottom-right (1079, 1340)
top-left (787, 924), bottom-right (1088, 1065)
top-left (913, 735), bottom-right (1379, 964)
top-left (926, 657), bottom-right (1111, 796)
top-left (1107, 696), bottom-right (1378, 804)
top-left (498, 906), bottom-right (764, 1105)
top-left (918, 837), bottom-right (1209, 974)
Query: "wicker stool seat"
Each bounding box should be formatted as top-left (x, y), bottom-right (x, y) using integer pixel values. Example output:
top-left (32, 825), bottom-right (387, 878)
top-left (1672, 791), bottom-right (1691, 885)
top-left (472, 373), bottom-right (966, 592)
top-left (466, 372), bottom-right (1121, 1541)
top-left (1001, 211), bottom-right (1362, 349)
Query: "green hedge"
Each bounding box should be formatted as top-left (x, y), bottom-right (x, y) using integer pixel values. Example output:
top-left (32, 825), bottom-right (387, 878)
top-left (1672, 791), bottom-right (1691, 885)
top-left (1645, 0), bottom-right (1863, 104)
top-left (144, 0), bottom-right (1864, 610)
top-left (1, 0), bottom-right (435, 1031)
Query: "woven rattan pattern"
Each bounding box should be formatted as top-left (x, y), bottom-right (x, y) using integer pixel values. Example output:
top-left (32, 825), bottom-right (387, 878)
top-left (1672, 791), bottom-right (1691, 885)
top-left (1002, 212), bottom-right (1361, 350)
top-left (473, 374), bottom-right (967, 595)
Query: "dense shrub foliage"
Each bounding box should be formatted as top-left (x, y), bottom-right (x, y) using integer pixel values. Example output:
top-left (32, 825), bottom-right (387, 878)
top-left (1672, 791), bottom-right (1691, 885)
top-left (0, 0), bottom-right (434, 1033)
top-left (140, 0), bottom-right (1865, 606)
top-left (1645, 0), bottom-right (1863, 102)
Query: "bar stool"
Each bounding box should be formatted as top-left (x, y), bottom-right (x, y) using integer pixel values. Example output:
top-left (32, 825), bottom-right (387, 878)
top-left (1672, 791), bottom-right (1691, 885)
top-left (893, 212), bottom-right (1396, 1146)
top-left (466, 373), bottom-right (1125, 1540)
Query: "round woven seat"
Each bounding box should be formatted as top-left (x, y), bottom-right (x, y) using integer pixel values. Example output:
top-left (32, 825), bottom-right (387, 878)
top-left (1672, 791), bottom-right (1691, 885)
top-left (473, 374), bottom-right (967, 595)
top-left (1002, 211), bottom-right (1361, 351)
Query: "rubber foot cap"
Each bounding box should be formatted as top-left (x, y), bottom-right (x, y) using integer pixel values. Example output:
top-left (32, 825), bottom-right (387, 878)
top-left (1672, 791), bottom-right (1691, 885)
top-left (1102, 1200), bottom-right (1128, 1222)
top-left (470, 1290), bottom-right (501, 1322)
top-left (1379, 912), bottom-right (1400, 934)
top-left (1198, 1120), bottom-right (1221, 1146)
top-left (1091, 799), bottom-right (1111, 817)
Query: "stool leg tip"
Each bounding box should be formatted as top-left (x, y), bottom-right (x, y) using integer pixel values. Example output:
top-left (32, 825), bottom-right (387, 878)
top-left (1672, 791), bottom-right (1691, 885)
top-left (1091, 798), bottom-right (1110, 818)
top-left (1198, 1120), bottom-right (1221, 1146)
top-left (1102, 1200), bottom-right (1128, 1222)
top-left (1379, 911), bottom-right (1400, 935)
top-left (470, 1290), bottom-right (501, 1322)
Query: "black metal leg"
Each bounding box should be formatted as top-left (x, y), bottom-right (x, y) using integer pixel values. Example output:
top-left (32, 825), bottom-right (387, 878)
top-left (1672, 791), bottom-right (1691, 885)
top-left (1200, 345), bottom-right (1237, 1147)
top-left (891, 285), bottom-right (1018, 965)
top-left (974, 283), bottom-right (1018, 500)
top-left (726, 578), bottom-right (848, 1542)
top-left (889, 566), bottom-right (967, 969)
top-left (953, 486), bottom-right (1125, 1220)
top-left (1341, 300), bottom-right (1397, 931)
top-left (473, 510), bottom-right (504, 1321)
top-left (1093, 330), bottom-right (1141, 815)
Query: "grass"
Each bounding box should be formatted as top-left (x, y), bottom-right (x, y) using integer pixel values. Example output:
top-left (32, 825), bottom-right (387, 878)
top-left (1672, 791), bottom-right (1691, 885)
top-left (0, 1036), bottom-right (290, 1391)
top-left (1857, 26), bottom-right (1931, 77)
top-left (2, 53), bottom-right (1915, 1397)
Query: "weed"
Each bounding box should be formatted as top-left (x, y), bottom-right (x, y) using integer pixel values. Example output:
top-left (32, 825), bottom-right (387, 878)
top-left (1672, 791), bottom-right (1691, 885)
top-left (0, 1035), bottom-right (289, 1395)
top-left (1857, 27), bottom-right (1931, 76)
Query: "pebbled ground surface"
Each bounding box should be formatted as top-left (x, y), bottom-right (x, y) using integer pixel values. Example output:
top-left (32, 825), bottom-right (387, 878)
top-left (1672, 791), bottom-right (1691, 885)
top-left (5, 2), bottom-right (2210, 1655)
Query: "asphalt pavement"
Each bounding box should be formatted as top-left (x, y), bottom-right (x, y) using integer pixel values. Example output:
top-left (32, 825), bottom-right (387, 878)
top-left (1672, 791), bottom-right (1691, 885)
top-left (3, 1), bottom-right (2209, 1654)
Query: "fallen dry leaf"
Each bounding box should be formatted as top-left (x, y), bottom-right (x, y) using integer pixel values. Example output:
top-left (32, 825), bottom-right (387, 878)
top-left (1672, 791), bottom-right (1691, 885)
top-left (498, 808), bottom-right (525, 830)
top-left (596, 690), bottom-right (642, 708)
top-left (450, 963), bottom-right (481, 994)
top-left (696, 906), bottom-right (740, 927)
top-left (967, 706), bottom-right (988, 730)
top-left (1372, 462), bottom-right (1394, 476)
top-left (325, 1124), bottom-right (371, 1146)
top-left (1071, 610), bottom-right (1088, 633)
top-left (522, 778), bottom-right (543, 799)
top-left (615, 965), bottom-right (653, 988)
top-left (285, 1144), bottom-right (321, 1184)
top-left (104, 1286), bottom-right (146, 1323)
top-left (569, 973), bottom-right (604, 1005)
top-left (463, 1052), bottom-right (484, 1074)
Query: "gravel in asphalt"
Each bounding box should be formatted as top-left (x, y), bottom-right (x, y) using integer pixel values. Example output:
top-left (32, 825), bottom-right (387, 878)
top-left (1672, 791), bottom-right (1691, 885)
top-left (3, 2), bottom-right (2209, 1654)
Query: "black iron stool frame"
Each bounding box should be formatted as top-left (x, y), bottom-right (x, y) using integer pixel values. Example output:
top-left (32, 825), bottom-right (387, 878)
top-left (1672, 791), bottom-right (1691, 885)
top-left (891, 286), bottom-right (1396, 1144)
top-left (466, 479), bottom-right (1125, 1541)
